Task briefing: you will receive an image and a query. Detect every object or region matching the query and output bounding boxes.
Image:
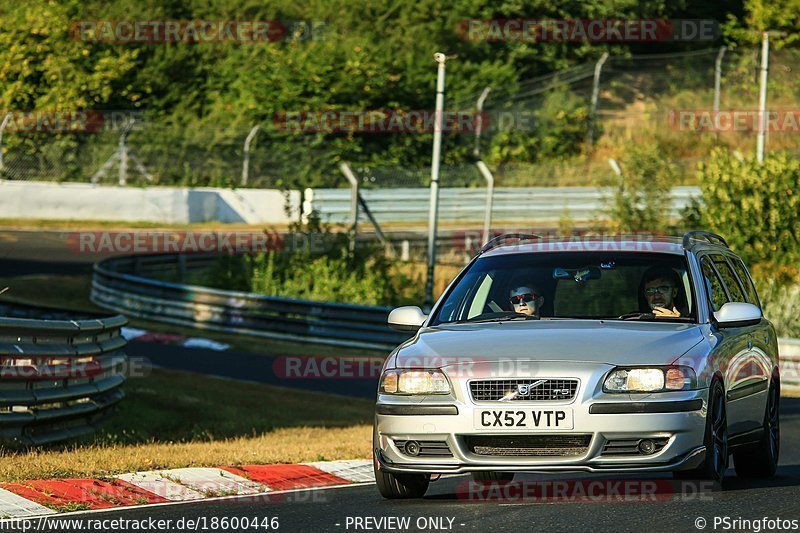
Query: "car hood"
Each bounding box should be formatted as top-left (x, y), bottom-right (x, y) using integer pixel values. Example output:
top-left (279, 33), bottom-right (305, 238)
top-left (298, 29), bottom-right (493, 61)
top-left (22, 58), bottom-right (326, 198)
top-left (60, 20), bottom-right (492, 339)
top-left (392, 320), bottom-right (706, 368)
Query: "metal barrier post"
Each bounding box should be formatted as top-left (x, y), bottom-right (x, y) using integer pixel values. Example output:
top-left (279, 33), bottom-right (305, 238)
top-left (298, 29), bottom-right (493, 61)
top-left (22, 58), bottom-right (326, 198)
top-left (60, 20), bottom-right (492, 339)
top-left (476, 161), bottom-right (495, 245)
top-left (757, 32), bottom-right (769, 163)
top-left (586, 52), bottom-right (609, 149)
top-left (473, 87), bottom-right (491, 158)
top-left (713, 46), bottom-right (727, 140)
top-left (425, 52), bottom-right (447, 308)
top-left (0, 112), bottom-right (11, 173)
top-left (241, 125), bottom-right (260, 186)
top-left (339, 162), bottom-right (360, 252)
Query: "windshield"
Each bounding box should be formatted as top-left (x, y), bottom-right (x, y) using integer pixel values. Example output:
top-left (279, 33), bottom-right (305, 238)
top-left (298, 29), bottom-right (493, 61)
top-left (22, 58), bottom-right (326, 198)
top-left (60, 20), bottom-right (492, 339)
top-left (431, 252), bottom-right (697, 325)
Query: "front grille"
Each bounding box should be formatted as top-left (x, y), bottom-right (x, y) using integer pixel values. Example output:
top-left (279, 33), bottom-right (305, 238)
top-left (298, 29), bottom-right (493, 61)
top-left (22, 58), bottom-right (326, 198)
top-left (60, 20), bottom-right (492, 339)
top-left (393, 439), bottom-right (453, 457)
top-left (601, 437), bottom-right (669, 457)
top-left (469, 379), bottom-right (579, 402)
top-left (464, 434), bottom-right (592, 457)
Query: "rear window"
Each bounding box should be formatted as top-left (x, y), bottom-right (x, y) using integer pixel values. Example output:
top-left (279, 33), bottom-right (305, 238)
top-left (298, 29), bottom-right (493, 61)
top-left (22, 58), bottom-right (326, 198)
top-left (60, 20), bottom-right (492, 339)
top-left (729, 257), bottom-right (761, 307)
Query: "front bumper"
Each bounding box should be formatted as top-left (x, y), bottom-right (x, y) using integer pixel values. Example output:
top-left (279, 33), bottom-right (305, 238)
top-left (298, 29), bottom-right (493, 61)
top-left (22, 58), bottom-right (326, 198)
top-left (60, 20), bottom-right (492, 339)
top-left (374, 361), bottom-right (709, 474)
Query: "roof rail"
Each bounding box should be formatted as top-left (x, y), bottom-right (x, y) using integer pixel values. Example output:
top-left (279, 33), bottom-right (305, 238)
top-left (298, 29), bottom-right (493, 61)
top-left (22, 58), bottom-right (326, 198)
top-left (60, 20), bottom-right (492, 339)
top-left (480, 233), bottom-right (542, 254)
top-left (682, 230), bottom-right (729, 250)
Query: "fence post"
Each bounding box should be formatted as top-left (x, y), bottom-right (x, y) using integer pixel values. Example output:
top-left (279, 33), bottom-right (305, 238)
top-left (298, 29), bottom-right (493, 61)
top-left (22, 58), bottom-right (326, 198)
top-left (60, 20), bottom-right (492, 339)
top-left (476, 161), bottom-right (495, 245)
top-left (339, 162), bottom-right (360, 252)
top-left (118, 121), bottom-right (130, 186)
top-left (713, 46), bottom-right (727, 140)
top-left (757, 32), bottom-right (769, 163)
top-left (473, 87), bottom-right (492, 158)
top-left (241, 125), bottom-right (260, 186)
top-left (425, 52), bottom-right (447, 308)
top-left (586, 52), bottom-right (609, 149)
top-left (0, 112), bottom-right (11, 173)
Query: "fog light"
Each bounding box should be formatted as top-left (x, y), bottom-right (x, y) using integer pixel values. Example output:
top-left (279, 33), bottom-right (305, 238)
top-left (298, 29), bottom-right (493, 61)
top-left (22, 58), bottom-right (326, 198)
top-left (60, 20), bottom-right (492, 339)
top-left (405, 440), bottom-right (421, 456)
top-left (638, 439), bottom-right (656, 455)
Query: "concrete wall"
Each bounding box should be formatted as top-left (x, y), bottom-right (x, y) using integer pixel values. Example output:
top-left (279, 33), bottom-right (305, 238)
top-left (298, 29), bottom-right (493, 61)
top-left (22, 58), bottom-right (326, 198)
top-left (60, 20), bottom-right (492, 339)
top-left (0, 181), bottom-right (300, 225)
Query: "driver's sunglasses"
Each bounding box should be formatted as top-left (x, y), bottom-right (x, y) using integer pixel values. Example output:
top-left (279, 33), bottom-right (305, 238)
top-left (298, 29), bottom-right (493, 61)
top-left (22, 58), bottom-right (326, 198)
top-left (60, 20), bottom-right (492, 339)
top-left (510, 293), bottom-right (536, 305)
top-left (645, 285), bottom-right (673, 295)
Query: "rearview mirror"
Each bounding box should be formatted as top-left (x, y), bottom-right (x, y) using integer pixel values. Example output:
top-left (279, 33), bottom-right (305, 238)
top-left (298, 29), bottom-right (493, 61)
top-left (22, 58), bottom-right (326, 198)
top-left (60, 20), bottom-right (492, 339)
top-left (713, 302), bottom-right (762, 328)
top-left (388, 306), bottom-right (428, 332)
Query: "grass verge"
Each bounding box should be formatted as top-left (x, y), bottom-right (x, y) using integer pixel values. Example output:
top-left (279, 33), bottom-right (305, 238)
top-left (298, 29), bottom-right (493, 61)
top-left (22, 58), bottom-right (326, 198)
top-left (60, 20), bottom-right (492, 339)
top-left (0, 369), bottom-right (373, 482)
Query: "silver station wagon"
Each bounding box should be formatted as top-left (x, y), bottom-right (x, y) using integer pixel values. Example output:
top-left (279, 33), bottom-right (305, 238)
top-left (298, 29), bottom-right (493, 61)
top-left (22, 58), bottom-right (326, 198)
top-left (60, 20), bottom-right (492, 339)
top-left (373, 232), bottom-right (780, 498)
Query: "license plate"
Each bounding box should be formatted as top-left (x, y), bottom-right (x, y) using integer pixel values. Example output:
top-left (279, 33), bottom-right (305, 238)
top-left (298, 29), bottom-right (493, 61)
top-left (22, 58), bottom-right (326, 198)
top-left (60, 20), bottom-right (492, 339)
top-left (473, 409), bottom-right (574, 430)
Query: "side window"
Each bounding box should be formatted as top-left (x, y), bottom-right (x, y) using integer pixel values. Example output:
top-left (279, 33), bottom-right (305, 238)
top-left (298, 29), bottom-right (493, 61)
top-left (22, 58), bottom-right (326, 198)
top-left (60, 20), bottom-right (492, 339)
top-left (711, 254), bottom-right (746, 303)
top-left (729, 258), bottom-right (761, 308)
top-left (700, 257), bottom-right (729, 311)
top-left (467, 273), bottom-right (494, 318)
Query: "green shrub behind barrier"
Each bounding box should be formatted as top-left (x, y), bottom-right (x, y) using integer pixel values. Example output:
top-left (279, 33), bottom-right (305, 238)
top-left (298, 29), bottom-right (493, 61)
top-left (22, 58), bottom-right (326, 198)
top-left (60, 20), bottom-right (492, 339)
top-left (698, 149), bottom-right (800, 267)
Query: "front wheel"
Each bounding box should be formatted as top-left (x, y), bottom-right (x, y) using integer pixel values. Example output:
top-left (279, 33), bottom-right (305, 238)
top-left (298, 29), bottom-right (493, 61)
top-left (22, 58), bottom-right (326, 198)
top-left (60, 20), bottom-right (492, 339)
top-left (674, 380), bottom-right (728, 484)
top-left (374, 463), bottom-right (430, 499)
top-left (734, 377), bottom-right (779, 478)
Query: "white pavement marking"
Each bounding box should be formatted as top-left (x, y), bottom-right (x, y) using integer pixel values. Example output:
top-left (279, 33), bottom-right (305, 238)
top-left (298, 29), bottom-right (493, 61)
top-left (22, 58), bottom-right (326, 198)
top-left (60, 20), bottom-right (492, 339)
top-left (117, 471), bottom-right (207, 502)
top-left (182, 338), bottom-right (230, 351)
top-left (120, 327), bottom-right (148, 340)
top-left (0, 487), bottom-right (56, 518)
top-left (304, 460), bottom-right (375, 483)
top-left (141, 468), bottom-right (265, 497)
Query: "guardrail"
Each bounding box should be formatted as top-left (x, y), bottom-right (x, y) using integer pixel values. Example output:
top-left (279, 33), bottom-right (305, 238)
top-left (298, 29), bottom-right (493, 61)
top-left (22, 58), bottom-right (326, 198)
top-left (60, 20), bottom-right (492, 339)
top-left (779, 338), bottom-right (800, 394)
top-left (0, 304), bottom-right (128, 446)
top-left (90, 253), bottom-right (800, 390)
top-left (91, 254), bottom-right (411, 351)
top-left (304, 186), bottom-right (701, 225)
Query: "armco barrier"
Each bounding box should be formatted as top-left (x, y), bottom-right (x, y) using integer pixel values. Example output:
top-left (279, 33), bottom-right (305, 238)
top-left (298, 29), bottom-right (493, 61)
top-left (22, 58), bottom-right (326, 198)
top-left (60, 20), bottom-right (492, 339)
top-left (779, 338), bottom-right (800, 394)
top-left (303, 186), bottom-right (701, 225)
top-left (0, 307), bottom-right (128, 446)
top-left (90, 254), bottom-right (800, 388)
top-left (91, 254), bottom-right (411, 351)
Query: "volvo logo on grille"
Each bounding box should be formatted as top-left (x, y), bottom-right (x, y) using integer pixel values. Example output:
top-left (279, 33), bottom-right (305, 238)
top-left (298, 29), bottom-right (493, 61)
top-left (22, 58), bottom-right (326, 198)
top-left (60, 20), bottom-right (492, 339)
top-left (500, 379), bottom-right (547, 401)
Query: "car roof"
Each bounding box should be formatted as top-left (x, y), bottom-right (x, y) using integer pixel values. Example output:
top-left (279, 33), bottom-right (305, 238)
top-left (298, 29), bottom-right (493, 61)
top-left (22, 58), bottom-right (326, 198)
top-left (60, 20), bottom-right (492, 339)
top-left (480, 238), bottom-right (687, 258)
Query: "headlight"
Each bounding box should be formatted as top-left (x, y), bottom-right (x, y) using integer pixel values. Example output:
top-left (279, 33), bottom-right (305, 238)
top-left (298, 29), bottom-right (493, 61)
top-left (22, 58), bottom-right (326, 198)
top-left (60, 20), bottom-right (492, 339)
top-left (379, 369), bottom-right (451, 395)
top-left (603, 366), bottom-right (696, 393)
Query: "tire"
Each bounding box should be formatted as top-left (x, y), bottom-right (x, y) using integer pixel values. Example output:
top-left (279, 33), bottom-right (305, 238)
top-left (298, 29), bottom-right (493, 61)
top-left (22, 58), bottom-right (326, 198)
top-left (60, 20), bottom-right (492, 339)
top-left (734, 377), bottom-right (780, 478)
top-left (374, 462), bottom-right (430, 499)
top-left (471, 472), bottom-right (515, 483)
top-left (674, 379), bottom-right (728, 484)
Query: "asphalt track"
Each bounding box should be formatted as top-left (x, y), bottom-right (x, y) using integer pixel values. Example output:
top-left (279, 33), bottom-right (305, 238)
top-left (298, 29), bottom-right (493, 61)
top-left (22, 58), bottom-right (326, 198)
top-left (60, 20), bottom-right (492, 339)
top-left (38, 398), bottom-right (800, 532)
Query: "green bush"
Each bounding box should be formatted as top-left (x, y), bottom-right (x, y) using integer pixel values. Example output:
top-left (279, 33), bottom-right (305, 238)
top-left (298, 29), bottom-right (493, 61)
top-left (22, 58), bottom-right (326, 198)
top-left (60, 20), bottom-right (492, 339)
top-left (759, 280), bottom-right (800, 338)
top-left (697, 149), bottom-right (800, 267)
top-left (605, 143), bottom-right (677, 233)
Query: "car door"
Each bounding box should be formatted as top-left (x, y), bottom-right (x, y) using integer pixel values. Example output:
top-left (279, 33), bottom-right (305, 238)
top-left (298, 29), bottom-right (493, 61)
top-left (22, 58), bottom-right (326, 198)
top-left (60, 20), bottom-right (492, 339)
top-left (700, 253), bottom-right (765, 435)
top-left (725, 254), bottom-right (774, 424)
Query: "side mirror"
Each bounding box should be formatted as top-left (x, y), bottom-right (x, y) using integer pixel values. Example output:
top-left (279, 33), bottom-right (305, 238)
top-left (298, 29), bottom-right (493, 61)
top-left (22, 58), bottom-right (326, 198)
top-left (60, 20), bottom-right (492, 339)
top-left (713, 302), bottom-right (762, 328)
top-left (388, 306), bottom-right (428, 332)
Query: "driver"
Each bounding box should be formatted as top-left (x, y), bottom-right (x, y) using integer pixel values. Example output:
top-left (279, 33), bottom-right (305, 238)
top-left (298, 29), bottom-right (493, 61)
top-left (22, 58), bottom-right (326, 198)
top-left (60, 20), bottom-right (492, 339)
top-left (509, 285), bottom-right (544, 318)
top-left (640, 266), bottom-right (687, 318)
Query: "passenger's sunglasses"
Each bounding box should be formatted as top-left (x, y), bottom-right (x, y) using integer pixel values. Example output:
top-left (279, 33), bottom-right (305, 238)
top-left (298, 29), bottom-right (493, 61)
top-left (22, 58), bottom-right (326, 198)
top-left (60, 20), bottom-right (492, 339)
top-left (510, 293), bottom-right (536, 305)
top-left (645, 285), bottom-right (674, 295)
